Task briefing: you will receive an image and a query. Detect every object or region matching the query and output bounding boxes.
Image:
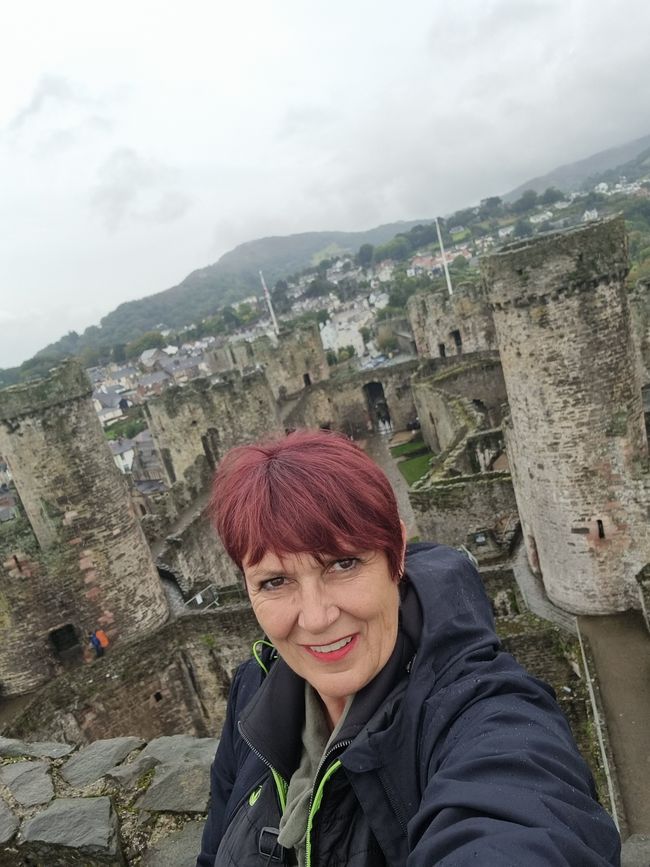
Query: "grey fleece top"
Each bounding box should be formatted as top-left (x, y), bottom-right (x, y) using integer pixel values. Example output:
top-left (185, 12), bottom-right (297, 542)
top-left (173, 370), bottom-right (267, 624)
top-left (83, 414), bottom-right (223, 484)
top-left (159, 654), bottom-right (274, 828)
top-left (277, 685), bottom-right (354, 866)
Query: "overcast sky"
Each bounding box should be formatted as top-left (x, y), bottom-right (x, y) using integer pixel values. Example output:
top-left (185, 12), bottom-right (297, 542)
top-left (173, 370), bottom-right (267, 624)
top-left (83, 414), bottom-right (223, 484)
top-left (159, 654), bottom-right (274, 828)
top-left (2, 0), bottom-right (650, 368)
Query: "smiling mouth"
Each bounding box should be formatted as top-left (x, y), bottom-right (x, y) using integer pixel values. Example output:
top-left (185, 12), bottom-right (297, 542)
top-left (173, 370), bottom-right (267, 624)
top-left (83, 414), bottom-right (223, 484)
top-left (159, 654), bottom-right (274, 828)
top-left (308, 636), bottom-right (353, 654)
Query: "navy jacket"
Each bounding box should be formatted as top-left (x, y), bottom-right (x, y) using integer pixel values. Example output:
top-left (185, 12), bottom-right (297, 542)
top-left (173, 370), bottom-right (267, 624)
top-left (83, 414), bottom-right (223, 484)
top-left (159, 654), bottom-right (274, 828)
top-left (198, 543), bottom-right (621, 866)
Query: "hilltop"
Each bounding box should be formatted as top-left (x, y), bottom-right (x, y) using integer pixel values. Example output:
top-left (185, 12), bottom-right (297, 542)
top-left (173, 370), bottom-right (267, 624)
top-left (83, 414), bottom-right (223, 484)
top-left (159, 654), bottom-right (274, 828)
top-left (2, 131), bottom-right (650, 388)
top-left (504, 133), bottom-right (650, 200)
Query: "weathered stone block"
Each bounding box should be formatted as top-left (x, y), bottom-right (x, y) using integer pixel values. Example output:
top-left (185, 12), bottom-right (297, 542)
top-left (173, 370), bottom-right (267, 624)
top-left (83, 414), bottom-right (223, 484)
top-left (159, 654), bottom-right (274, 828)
top-left (0, 760), bottom-right (54, 806)
top-left (140, 734), bottom-right (219, 767)
top-left (21, 796), bottom-right (123, 865)
top-left (137, 762), bottom-right (211, 813)
top-left (140, 820), bottom-right (205, 866)
top-left (0, 797), bottom-right (19, 845)
top-left (0, 738), bottom-right (74, 759)
top-left (61, 737), bottom-right (144, 788)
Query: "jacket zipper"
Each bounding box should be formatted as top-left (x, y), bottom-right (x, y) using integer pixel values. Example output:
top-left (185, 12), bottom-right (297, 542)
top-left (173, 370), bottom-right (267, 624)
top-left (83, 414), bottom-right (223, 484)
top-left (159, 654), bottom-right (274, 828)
top-left (305, 739), bottom-right (351, 867)
top-left (237, 721), bottom-right (288, 814)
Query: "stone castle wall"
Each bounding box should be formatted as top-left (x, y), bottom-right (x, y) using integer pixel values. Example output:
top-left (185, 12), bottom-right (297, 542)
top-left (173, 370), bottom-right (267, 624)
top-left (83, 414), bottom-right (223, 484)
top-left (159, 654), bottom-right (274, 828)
top-left (285, 361), bottom-right (419, 436)
top-left (0, 362), bottom-right (168, 696)
top-left (411, 474), bottom-right (517, 562)
top-left (144, 370), bottom-right (280, 492)
top-left (482, 217), bottom-right (650, 613)
top-left (156, 510), bottom-right (241, 597)
top-left (628, 278), bottom-right (650, 388)
top-left (250, 323), bottom-right (329, 398)
top-left (407, 282), bottom-right (496, 359)
top-left (4, 606), bottom-right (259, 746)
top-left (206, 324), bottom-right (330, 400)
top-left (410, 355), bottom-right (506, 453)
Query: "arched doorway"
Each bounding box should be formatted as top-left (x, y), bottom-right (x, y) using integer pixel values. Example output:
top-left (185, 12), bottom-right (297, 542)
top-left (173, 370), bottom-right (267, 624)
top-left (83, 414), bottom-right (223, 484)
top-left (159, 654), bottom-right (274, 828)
top-left (363, 381), bottom-right (392, 433)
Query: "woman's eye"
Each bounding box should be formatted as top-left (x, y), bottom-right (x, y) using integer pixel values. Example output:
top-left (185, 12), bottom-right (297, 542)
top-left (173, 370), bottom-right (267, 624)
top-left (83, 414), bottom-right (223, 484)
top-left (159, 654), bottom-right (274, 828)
top-left (260, 576), bottom-right (286, 591)
top-left (331, 558), bottom-right (359, 572)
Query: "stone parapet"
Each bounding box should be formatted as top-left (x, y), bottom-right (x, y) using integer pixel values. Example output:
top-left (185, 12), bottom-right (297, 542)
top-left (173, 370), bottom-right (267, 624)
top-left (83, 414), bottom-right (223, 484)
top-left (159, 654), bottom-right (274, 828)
top-left (483, 215), bottom-right (629, 309)
top-left (0, 734), bottom-right (213, 866)
top-left (0, 360), bottom-right (92, 421)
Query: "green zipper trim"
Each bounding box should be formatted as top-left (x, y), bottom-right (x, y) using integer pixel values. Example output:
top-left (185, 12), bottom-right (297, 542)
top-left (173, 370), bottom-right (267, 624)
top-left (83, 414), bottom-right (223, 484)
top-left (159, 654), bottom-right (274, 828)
top-left (248, 785), bottom-right (262, 806)
top-left (252, 639), bottom-right (275, 675)
top-left (271, 768), bottom-right (288, 813)
top-left (305, 760), bottom-right (342, 867)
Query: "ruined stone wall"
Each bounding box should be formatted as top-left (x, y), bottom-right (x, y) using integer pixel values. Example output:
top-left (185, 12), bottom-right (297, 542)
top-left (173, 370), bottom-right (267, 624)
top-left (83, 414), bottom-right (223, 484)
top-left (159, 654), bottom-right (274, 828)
top-left (482, 217), bottom-right (650, 614)
top-left (144, 370), bottom-right (280, 492)
top-left (411, 474), bottom-right (517, 562)
top-left (156, 510), bottom-right (241, 597)
top-left (0, 362), bottom-right (168, 697)
top-left (250, 323), bottom-right (329, 398)
top-left (284, 362), bottom-right (419, 436)
top-left (411, 355), bottom-right (505, 453)
top-left (407, 282), bottom-right (496, 359)
top-left (628, 278), bottom-right (650, 388)
top-left (411, 386), bottom-right (468, 453)
top-left (4, 606), bottom-right (260, 745)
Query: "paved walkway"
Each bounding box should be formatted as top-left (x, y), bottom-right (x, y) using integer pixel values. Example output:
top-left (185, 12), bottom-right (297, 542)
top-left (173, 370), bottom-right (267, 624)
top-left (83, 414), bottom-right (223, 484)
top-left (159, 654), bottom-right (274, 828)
top-left (578, 611), bottom-right (650, 835)
top-left (511, 540), bottom-right (577, 634)
top-left (361, 433), bottom-right (419, 538)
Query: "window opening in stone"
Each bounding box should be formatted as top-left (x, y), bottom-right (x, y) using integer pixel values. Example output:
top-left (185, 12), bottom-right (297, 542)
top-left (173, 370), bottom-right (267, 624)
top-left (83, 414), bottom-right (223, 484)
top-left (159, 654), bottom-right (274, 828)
top-left (303, 373), bottom-right (312, 387)
top-left (439, 343), bottom-right (446, 358)
top-left (49, 624), bottom-right (79, 656)
top-left (597, 519), bottom-right (605, 539)
top-left (451, 329), bottom-right (462, 353)
top-left (201, 428), bottom-right (221, 470)
top-left (363, 381), bottom-right (392, 435)
top-left (153, 691), bottom-right (163, 702)
top-left (636, 564), bottom-right (650, 584)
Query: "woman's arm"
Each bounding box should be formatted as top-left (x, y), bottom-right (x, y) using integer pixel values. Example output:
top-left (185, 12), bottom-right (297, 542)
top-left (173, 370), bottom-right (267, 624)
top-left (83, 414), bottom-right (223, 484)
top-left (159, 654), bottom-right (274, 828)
top-left (407, 661), bottom-right (621, 866)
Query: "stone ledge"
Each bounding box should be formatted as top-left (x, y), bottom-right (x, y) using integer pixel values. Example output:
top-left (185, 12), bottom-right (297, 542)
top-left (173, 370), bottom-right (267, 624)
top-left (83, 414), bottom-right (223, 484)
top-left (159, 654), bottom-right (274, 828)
top-left (0, 733), bottom-right (219, 866)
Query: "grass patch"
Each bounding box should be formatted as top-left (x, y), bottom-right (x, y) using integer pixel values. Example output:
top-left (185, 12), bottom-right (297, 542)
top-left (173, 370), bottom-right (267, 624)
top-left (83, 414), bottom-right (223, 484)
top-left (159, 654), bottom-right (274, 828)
top-left (397, 452), bottom-right (433, 485)
top-left (390, 434), bottom-right (424, 458)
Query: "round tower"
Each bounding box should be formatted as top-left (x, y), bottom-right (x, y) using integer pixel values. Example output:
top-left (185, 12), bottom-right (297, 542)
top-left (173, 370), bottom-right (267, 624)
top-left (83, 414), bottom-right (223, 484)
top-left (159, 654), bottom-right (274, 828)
top-left (482, 216), bottom-right (649, 613)
top-left (0, 361), bottom-right (168, 695)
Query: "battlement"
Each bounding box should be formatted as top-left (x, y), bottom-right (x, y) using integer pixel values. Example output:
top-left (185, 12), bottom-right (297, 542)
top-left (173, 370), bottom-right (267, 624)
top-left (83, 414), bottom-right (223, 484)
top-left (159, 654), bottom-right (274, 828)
top-left (0, 359), bottom-right (92, 421)
top-left (482, 215), bottom-right (629, 310)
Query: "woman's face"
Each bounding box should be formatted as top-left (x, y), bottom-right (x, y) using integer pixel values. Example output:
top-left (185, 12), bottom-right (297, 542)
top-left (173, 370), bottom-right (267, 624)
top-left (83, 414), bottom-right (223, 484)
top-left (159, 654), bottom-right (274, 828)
top-left (243, 548), bottom-right (400, 726)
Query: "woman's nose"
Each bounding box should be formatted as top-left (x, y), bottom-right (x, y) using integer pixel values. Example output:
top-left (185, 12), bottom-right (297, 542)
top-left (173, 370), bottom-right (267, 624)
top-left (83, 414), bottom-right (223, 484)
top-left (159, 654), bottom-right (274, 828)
top-left (297, 585), bottom-right (339, 633)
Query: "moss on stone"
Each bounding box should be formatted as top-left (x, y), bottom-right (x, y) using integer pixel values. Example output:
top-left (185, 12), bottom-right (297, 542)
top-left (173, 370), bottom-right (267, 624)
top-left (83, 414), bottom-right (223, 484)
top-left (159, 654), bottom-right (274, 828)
top-left (0, 360), bottom-right (91, 420)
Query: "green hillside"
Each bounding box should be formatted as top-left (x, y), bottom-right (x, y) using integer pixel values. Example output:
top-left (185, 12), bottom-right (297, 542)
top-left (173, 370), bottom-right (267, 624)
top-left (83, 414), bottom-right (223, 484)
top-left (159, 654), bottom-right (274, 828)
top-left (504, 133), bottom-right (650, 200)
top-left (4, 130), bottom-right (650, 390)
top-left (0, 220), bottom-right (429, 387)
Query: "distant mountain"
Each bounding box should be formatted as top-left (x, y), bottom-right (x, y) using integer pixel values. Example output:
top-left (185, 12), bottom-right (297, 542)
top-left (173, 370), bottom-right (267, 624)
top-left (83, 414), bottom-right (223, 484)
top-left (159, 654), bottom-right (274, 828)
top-left (6, 131), bottom-right (650, 389)
top-left (505, 133), bottom-right (650, 200)
top-left (91, 221), bottom-right (431, 341)
top-left (0, 219), bottom-right (431, 386)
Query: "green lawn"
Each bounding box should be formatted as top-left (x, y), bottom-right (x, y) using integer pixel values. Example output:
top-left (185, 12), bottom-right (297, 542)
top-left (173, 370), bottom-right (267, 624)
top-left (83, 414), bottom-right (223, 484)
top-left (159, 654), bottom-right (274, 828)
top-left (397, 452), bottom-right (433, 485)
top-left (389, 434), bottom-right (425, 458)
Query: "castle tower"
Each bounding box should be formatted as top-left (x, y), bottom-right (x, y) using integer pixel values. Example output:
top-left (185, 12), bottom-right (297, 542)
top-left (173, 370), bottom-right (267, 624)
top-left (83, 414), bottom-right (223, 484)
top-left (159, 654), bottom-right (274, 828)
top-left (482, 216), bottom-right (649, 613)
top-left (0, 361), bottom-right (168, 695)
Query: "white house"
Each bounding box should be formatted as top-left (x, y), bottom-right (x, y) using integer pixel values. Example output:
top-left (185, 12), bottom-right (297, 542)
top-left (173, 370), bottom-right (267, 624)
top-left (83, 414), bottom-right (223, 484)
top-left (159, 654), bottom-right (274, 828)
top-left (109, 438), bottom-right (136, 474)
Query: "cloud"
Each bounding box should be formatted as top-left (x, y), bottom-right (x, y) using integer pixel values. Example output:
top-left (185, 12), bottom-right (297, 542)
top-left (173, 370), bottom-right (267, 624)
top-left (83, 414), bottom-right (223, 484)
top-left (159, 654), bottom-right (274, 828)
top-left (8, 76), bottom-right (80, 131)
top-left (3, 75), bottom-right (115, 159)
top-left (277, 105), bottom-right (337, 141)
top-left (90, 147), bottom-right (192, 231)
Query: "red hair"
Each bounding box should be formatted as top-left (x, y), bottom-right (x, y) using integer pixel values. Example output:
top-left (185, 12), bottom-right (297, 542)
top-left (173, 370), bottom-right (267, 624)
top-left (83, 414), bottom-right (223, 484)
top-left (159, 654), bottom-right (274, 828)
top-left (210, 429), bottom-right (403, 578)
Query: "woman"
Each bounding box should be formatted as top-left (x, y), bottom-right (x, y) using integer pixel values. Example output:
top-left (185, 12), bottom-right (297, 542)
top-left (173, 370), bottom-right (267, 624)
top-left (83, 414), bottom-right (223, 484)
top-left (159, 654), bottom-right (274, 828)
top-left (197, 429), bottom-right (620, 866)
